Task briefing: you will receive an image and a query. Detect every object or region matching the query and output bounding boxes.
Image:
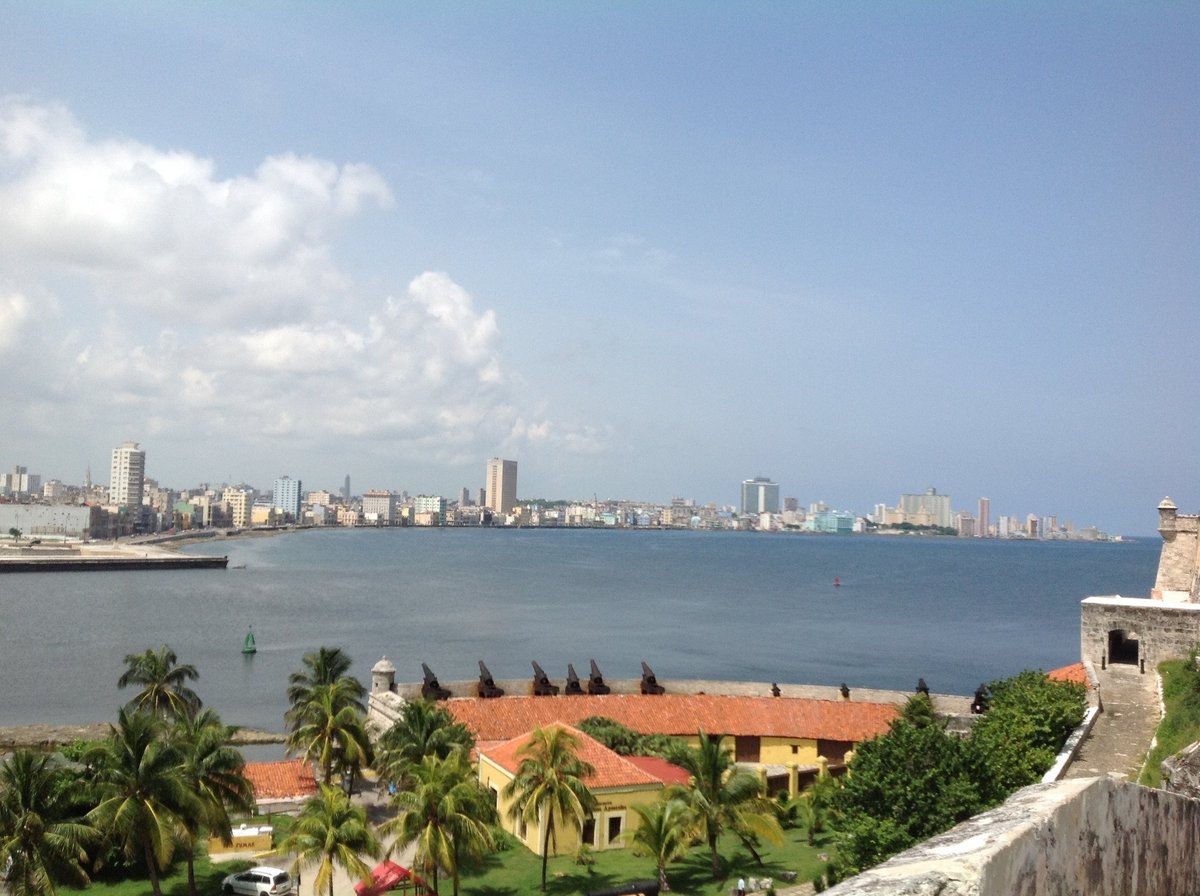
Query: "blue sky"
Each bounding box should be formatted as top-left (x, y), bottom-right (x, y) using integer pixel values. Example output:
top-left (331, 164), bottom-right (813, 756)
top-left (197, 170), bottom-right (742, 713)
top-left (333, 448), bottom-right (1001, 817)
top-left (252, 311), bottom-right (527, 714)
top-left (0, 3), bottom-right (1196, 534)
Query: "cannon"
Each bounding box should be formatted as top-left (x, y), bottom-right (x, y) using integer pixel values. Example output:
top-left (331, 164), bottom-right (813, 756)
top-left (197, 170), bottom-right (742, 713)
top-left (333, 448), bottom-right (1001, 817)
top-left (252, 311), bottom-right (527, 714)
top-left (420, 663), bottom-right (451, 701)
top-left (588, 659), bottom-right (611, 695)
top-left (477, 660), bottom-right (504, 698)
top-left (531, 660), bottom-right (559, 696)
top-left (640, 660), bottom-right (665, 695)
top-left (565, 663), bottom-right (585, 695)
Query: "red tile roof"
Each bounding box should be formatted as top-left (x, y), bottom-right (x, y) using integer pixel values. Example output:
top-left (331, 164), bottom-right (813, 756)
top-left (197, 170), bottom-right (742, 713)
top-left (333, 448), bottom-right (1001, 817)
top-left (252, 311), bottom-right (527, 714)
top-left (480, 723), bottom-right (663, 790)
top-left (1046, 663), bottom-right (1090, 686)
top-left (447, 693), bottom-right (897, 744)
top-left (626, 755), bottom-right (691, 786)
top-left (243, 759), bottom-right (318, 800)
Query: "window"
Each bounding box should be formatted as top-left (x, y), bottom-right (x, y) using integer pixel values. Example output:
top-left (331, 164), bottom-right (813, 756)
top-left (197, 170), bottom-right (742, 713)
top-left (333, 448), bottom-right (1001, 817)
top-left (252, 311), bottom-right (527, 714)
top-left (582, 818), bottom-right (596, 847)
top-left (607, 815), bottom-right (622, 845)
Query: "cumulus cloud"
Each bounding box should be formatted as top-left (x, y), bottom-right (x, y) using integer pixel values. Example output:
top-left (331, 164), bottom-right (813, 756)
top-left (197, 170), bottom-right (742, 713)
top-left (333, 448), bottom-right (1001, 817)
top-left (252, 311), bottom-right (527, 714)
top-left (0, 96), bottom-right (393, 325)
top-left (0, 97), bottom-right (604, 482)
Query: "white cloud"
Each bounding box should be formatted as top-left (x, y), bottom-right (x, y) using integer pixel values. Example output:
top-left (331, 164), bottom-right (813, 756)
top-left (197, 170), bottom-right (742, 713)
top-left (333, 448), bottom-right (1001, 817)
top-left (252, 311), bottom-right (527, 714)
top-left (0, 97), bottom-right (393, 326)
top-left (0, 97), bottom-right (606, 484)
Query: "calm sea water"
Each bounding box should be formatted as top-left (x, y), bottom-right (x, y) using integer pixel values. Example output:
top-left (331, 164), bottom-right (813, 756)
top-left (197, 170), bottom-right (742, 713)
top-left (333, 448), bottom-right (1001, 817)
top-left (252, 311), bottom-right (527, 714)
top-left (0, 529), bottom-right (1159, 733)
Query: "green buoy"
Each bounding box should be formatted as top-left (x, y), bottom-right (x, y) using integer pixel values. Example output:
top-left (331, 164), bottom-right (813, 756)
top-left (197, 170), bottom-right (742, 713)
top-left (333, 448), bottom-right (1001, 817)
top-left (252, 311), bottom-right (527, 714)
top-left (242, 626), bottom-right (257, 655)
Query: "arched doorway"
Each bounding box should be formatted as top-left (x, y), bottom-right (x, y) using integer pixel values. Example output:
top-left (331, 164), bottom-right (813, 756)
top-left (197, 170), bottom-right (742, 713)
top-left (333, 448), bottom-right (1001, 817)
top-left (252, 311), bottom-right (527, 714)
top-left (1108, 629), bottom-right (1139, 665)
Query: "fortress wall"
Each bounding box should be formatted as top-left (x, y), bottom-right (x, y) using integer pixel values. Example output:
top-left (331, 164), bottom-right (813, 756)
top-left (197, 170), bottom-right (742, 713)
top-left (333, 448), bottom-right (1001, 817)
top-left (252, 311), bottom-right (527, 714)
top-left (827, 777), bottom-right (1200, 896)
top-left (1081, 597), bottom-right (1200, 668)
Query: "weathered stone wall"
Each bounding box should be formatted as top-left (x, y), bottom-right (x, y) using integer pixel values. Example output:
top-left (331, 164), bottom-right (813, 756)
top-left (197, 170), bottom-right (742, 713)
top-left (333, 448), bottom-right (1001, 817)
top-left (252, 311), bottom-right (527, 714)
top-left (1152, 498), bottom-right (1200, 600)
top-left (826, 777), bottom-right (1200, 896)
top-left (1080, 596), bottom-right (1200, 669)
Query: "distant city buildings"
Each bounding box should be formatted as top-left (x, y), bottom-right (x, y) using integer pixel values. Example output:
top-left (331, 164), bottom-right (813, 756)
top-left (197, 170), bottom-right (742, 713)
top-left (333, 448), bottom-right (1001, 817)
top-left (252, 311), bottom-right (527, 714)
top-left (741, 477), bottom-right (780, 515)
top-left (0, 447), bottom-right (1123, 541)
top-left (272, 476), bottom-right (302, 521)
top-left (486, 458), bottom-right (518, 516)
top-left (109, 442), bottom-right (145, 510)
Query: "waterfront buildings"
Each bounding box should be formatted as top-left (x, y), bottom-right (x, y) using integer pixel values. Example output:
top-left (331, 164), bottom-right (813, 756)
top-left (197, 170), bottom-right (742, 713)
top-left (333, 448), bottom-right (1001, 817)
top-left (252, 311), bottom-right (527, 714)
top-left (272, 476), bottom-right (302, 521)
top-left (486, 458), bottom-right (517, 516)
top-left (222, 487), bottom-right (254, 529)
top-left (0, 465), bottom-right (41, 498)
top-left (361, 490), bottom-right (398, 525)
top-left (741, 477), bottom-right (780, 515)
top-left (978, 497), bottom-right (991, 538)
top-left (109, 441), bottom-right (145, 510)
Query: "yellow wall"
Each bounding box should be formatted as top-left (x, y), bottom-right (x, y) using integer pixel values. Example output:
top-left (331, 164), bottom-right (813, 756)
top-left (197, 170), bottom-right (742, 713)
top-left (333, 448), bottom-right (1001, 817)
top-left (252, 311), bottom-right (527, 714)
top-left (760, 736), bottom-right (820, 765)
top-left (478, 756), bottom-right (663, 856)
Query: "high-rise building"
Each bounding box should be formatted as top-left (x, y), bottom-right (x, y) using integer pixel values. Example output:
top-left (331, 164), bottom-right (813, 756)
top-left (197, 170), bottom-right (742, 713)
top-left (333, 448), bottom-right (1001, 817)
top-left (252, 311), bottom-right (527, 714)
top-left (486, 458), bottom-right (518, 515)
top-left (222, 487), bottom-right (254, 528)
top-left (273, 476), bottom-right (302, 520)
top-left (343, 475), bottom-right (351, 503)
top-left (978, 497), bottom-right (991, 538)
top-left (741, 477), bottom-right (780, 515)
top-left (110, 441), bottom-right (146, 509)
top-left (899, 487), bottom-right (952, 529)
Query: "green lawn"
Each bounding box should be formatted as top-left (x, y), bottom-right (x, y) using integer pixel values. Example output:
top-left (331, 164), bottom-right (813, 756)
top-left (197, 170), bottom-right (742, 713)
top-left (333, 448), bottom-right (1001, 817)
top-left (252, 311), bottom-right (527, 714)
top-left (457, 826), bottom-right (834, 896)
top-left (68, 816), bottom-right (291, 896)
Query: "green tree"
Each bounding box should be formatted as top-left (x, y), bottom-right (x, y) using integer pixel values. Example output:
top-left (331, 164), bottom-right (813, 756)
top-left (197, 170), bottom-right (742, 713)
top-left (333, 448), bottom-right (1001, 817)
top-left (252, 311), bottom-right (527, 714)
top-left (832, 697), bottom-right (983, 875)
top-left (286, 681), bottom-right (374, 786)
top-left (118, 646), bottom-right (202, 720)
top-left (380, 753), bottom-right (495, 896)
top-left (668, 731), bottom-right (783, 880)
top-left (501, 726), bottom-right (597, 892)
top-left (279, 785), bottom-right (380, 896)
top-left (0, 751), bottom-right (95, 896)
top-left (376, 700), bottom-right (474, 791)
top-left (625, 797), bottom-right (691, 892)
top-left (286, 647), bottom-right (366, 714)
top-left (968, 670), bottom-right (1086, 804)
top-left (85, 709), bottom-right (196, 896)
top-left (7, 527), bottom-right (20, 542)
top-left (173, 709), bottom-right (255, 896)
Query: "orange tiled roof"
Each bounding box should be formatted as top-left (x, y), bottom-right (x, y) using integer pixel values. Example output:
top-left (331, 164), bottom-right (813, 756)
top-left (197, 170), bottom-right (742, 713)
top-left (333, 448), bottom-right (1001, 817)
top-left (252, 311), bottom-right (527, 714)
top-left (448, 693), bottom-right (897, 744)
top-left (243, 759), bottom-right (318, 800)
top-left (626, 755), bottom-right (691, 786)
top-left (480, 723), bottom-right (663, 791)
top-left (1046, 663), bottom-right (1090, 686)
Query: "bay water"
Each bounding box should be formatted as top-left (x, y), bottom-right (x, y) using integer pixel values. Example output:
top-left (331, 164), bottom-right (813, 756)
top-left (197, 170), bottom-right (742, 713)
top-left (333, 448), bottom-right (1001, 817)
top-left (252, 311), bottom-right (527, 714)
top-left (0, 529), bottom-right (1159, 734)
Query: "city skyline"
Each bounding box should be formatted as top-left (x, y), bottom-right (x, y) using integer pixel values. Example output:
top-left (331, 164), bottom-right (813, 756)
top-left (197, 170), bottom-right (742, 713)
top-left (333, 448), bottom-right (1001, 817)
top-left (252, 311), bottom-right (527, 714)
top-left (1, 6), bottom-right (1196, 536)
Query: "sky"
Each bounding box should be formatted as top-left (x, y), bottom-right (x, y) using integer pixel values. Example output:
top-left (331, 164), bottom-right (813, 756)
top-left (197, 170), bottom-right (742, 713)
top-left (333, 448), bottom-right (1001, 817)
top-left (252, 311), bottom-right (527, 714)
top-left (0, 3), bottom-right (1196, 534)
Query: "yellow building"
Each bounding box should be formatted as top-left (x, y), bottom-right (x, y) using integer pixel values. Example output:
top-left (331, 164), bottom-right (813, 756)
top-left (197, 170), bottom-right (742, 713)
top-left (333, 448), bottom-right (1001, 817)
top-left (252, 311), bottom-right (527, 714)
top-left (477, 723), bottom-right (686, 857)
top-left (451, 693), bottom-right (898, 798)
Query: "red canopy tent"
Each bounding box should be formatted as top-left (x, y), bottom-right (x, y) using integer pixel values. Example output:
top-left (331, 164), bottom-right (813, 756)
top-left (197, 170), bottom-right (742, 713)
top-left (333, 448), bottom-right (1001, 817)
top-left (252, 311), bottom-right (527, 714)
top-left (353, 861), bottom-right (432, 896)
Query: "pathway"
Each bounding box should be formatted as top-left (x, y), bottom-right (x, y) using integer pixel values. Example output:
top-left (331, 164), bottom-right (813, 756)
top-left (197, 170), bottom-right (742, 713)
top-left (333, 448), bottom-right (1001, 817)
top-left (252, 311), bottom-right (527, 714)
top-left (1065, 662), bottom-right (1161, 781)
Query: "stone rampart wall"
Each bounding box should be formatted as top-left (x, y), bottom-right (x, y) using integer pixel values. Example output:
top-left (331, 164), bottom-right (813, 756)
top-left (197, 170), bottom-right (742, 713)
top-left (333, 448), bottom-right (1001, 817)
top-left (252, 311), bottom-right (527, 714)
top-left (1081, 597), bottom-right (1200, 668)
top-left (826, 777), bottom-right (1200, 896)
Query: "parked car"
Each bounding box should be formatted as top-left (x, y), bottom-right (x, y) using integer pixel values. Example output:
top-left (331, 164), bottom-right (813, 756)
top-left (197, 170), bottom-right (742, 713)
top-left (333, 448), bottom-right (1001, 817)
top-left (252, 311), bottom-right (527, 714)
top-left (222, 866), bottom-right (295, 896)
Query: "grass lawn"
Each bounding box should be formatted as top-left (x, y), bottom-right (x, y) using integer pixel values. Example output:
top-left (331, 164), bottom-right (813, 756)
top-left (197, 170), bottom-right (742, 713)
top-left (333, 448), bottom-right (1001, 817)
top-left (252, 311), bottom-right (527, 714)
top-left (457, 826), bottom-right (834, 896)
top-left (1139, 659), bottom-right (1200, 787)
top-left (67, 816), bottom-right (292, 896)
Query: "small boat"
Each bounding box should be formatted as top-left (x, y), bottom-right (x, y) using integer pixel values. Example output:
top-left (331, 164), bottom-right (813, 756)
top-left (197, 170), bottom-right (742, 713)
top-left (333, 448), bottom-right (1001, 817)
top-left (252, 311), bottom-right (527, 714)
top-left (242, 627), bottom-right (257, 655)
top-left (834, 576), bottom-right (841, 587)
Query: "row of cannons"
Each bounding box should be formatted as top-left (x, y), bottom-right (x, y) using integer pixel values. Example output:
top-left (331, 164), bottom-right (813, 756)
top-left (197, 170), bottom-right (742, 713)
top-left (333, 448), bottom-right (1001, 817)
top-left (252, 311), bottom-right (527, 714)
top-left (420, 659), bottom-right (667, 701)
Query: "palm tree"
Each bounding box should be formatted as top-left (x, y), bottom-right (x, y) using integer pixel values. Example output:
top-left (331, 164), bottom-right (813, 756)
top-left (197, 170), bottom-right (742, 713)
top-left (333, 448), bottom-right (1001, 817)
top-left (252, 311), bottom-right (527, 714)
top-left (286, 647), bottom-right (365, 713)
top-left (626, 797), bottom-right (691, 892)
top-left (669, 731), bottom-right (783, 880)
top-left (85, 708), bottom-right (196, 896)
top-left (118, 645), bottom-right (202, 720)
top-left (375, 700), bottom-right (474, 791)
top-left (279, 785), bottom-right (380, 896)
top-left (173, 709), bottom-right (255, 896)
top-left (0, 751), bottom-right (95, 896)
top-left (286, 681), bottom-right (374, 786)
top-left (380, 753), bottom-right (495, 896)
top-left (501, 726), bottom-right (596, 892)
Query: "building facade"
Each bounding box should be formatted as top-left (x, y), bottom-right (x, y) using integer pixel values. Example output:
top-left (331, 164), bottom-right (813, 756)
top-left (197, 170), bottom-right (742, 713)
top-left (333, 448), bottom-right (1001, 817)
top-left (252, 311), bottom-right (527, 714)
top-left (486, 458), bottom-right (518, 516)
top-left (272, 476), bottom-right (302, 521)
top-left (109, 441), bottom-right (145, 509)
top-left (741, 477), bottom-right (781, 515)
